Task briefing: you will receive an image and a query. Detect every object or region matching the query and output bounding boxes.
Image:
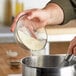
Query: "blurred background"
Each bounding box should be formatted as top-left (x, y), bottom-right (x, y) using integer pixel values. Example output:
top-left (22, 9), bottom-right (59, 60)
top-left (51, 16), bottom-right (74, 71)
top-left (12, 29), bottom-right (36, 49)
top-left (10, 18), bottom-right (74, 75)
top-left (0, 0), bottom-right (76, 75)
top-left (0, 0), bottom-right (50, 26)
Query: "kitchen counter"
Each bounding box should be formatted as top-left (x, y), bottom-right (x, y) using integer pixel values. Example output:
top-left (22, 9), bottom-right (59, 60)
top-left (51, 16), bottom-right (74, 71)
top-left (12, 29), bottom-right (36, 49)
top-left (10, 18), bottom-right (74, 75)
top-left (0, 20), bottom-right (76, 43)
top-left (0, 43), bottom-right (30, 76)
top-left (46, 20), bottom-right (76, 42)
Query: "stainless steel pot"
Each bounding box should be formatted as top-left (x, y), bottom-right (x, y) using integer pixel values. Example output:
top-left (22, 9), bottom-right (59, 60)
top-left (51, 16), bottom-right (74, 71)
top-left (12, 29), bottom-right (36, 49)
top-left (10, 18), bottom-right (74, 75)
top-left (22, 54), bottom-right (76, 76)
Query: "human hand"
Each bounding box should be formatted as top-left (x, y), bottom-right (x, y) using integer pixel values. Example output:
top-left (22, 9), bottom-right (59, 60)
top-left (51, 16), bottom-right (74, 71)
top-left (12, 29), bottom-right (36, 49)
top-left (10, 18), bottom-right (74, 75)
top-left (10, 8), bottom-right (51, 32)
top-left (10, 3), bottom-right (64, 32)
top-left (67, 36), bottom-right (76, 55)
top-left (27, 3), bottom-right (64, 31)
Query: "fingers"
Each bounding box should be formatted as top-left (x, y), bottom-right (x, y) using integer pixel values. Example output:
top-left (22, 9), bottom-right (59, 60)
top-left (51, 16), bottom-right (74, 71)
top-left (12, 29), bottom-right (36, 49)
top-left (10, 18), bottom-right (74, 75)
top-left (10, 10), bottom-right (31, 32)
top-left (28, 28), bottom-right (37, 39)
top-left (67, 36), bottom-right (76, 55)
top-left (73, 47), bottom-right (76, 55)
top-left (10, 12), bottom-right (25, 32)
top-left (68, 47), bottom-right (76, 55)
top-left (24, 20), bottom-right (37, 38)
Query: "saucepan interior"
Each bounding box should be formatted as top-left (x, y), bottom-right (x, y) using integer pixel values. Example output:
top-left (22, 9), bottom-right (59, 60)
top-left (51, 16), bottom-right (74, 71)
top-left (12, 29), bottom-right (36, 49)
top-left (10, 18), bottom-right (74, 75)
top-left (22, 54), bottom-right (76, 76)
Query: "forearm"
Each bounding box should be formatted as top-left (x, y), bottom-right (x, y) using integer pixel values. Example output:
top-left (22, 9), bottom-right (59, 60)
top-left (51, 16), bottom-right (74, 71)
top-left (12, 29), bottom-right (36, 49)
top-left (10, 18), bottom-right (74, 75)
top-left (49, 0), bottom-right (76, 24)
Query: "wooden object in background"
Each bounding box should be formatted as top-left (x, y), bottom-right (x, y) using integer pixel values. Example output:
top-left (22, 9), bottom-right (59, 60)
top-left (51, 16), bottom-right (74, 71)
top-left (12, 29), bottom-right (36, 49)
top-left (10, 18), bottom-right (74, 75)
top-left (50, 42), bottom-right (70, 54)
top-left (0, 43), bottom-right (30, 76)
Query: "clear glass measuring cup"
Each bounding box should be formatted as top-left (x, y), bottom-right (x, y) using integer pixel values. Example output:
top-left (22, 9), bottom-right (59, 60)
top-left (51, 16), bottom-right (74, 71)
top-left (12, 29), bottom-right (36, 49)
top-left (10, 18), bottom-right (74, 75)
top-left (14, 14), bottom-right (48, 55)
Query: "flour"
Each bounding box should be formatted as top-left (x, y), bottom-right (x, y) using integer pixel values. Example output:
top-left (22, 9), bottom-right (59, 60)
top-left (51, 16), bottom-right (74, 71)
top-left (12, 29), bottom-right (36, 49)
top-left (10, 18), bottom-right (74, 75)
top-left (17, 30), bottom-right (46, 51)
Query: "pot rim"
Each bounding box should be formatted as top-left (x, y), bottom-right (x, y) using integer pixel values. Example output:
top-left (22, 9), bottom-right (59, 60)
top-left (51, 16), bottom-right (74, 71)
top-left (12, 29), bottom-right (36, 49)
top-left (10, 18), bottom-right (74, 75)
top-left (21, 54), bottom-right (75, 69)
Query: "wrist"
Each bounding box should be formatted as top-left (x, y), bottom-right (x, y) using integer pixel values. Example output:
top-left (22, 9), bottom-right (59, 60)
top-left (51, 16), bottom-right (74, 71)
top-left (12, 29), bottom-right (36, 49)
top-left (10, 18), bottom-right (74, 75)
top-left (43, 3), bottom-right (64, 25)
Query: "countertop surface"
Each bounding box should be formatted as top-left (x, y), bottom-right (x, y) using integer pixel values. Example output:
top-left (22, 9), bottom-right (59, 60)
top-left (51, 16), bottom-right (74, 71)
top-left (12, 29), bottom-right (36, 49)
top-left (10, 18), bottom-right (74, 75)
top-left (46, 20), bottom-right (76, 42)
top-left (0, 43), bottom-right (30, 76)
top-left (46, 20), bottom-right (76, 35)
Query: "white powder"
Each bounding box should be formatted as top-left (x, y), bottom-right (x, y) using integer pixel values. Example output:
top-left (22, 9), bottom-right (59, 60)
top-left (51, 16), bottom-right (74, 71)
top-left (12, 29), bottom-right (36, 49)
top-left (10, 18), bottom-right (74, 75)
top-left (17, 30), bottom-right (46, 51)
